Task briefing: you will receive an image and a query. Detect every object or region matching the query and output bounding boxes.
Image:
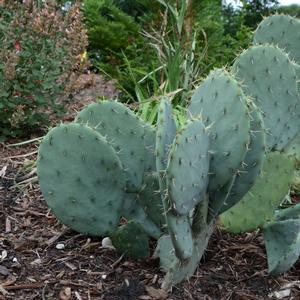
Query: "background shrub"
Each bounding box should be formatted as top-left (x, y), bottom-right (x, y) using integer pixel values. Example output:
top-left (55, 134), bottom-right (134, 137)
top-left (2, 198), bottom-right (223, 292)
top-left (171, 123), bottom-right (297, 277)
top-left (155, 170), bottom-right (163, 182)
top-left (81, 0), bottom-right (280, 106)
top-left (0, 0), bottom-right (88, 139)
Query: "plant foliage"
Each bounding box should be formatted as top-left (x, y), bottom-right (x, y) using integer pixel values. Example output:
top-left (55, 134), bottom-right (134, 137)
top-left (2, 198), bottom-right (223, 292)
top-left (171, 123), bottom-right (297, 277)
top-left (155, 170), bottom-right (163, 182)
top-left (0, 0), bottom-right (87, 139)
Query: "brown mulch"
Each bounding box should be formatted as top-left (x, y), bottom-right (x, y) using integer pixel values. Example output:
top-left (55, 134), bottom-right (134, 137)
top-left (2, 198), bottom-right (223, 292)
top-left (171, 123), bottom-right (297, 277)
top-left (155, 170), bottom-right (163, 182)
top-left (1, 143), bottom-right (300, 300)
top-left (0, 76), bottom-right (300, 299)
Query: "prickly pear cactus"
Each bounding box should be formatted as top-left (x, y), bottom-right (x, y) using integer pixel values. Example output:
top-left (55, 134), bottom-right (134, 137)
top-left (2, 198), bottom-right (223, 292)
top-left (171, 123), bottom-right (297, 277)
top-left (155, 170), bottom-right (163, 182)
top-left (219, 103), bottom-right (266, 214)
top-left (285, 134), bottom-right (300, 167)
top-left (75, 101), bottom-right (146, 192)
top-left (232, 45), bottom-right (299, 151)
top-left (263, 219), bottom-right (300, 275)
top-left (253, 14), bottom-right (300, 64)
top-left (167, 119), bottom-right (210, 215)
top-left (220, 152), bottom-right (294, 233)
top-left (274, 203), bottom-right (300, 221)
top-left (142, 122), bottom-right (157, 172)
top-left (111, 221), bottom-right (150, 260)
top-left (155, 98), bottom-right (194, 261)
top-left (37, 123), bottom-right (126, 235)
top-left (188, 68), bottom-right (250, 192)
top-left (155, 97), bottom-right (177, 187)
top-left (166, 213), bottom-right (194, 261)
top-left (138, 173), bottom-right (165, 229)
top-left (155, 221), bottom-right (215, 290)
top-left (122, 193), bottom-right (161, 239)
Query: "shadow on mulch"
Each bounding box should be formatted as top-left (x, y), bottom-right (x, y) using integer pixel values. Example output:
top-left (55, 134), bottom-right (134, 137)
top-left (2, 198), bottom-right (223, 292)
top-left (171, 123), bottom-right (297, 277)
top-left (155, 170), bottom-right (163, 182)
top-left (0, 137), bottom-right (299, 299)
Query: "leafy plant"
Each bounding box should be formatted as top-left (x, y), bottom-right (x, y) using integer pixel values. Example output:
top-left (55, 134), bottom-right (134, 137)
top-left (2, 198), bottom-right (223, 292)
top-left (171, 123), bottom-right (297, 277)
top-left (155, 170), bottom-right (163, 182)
top-left (0, 0), bottom-right (87, 139)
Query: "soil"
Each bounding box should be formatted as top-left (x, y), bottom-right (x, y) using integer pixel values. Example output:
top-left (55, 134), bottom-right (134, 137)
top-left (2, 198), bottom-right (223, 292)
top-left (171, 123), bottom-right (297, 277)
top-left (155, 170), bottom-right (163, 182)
top-left (0, 74), bottom-right (300, 300)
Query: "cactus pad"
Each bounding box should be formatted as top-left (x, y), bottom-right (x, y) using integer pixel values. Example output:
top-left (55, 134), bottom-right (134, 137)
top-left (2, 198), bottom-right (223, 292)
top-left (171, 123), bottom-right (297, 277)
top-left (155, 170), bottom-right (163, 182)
top-left (153, 235), bottom-right (177, 271)
top-left (188, 68), bottom-right (250, 192)
top-left (37, 123), bottom-right (125, 236)
top-left (111, 221), bottom-right (150, 260)
top-left (263, 219), bottom-right (300, 275)
top-left (167, 119), bottom-right (210, 215)
top-left (219, 103), bottom-right (266, 214)
top-left (156, 97), bottom-right (177, 176)
top-left (274, 203), bottom-right (300, 221)
top-left (166, 213), bottom-right (194, 260)
top-left (254, 14), bottom-right (300, 64)
top-left (161, 222), bottom-right (215, 290)
top-left (138, 173), bottom-right (165, 229)
top-left (143, 122), bottom-right (156, 172)
top-left (232, 45), bottom-right (299, 150)
top-left (75, 101), bottom-right (145, 192)
top-left (122, 193), bottom-right (161, 239)
top-left (285, 133), bottom-right (300, 167)
top-left (220, 152), bottom-right (294, 233)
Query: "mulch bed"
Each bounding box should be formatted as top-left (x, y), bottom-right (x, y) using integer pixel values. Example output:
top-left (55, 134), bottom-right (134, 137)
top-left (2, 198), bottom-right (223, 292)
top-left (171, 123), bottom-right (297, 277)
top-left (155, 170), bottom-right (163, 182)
top-left (1, 141), bottom-right (299, 300)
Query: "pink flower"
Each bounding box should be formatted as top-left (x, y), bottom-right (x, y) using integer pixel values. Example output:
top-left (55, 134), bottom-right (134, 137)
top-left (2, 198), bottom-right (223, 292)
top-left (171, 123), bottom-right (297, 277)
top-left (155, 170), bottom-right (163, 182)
top-left (14, 41), bottom-right (21, 52)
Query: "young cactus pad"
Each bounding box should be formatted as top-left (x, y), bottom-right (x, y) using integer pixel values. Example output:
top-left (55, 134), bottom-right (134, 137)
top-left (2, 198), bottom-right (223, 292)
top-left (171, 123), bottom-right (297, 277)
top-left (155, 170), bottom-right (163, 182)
top-left (75, 101), bottom-right (145, 192)
top-left (166, 213), bottom-right (194, 260)
top-left (274, 203), bottom-right (300, 221)
top-left (142, 122), bottom-right (156, 172)
top-left (263, 219), bottom-right (300, 275)
top-left (232, 45), bottom-right (299, 151)
top-left (37, 123), bottom-right (125, 235)
top-left (219, 103), bottom-right (266, 214)
top-left (188, 68), bottom-right (250, 192)
top-left (160, 222), bottom-right (215, 290)
top-left (122, 193), bottom-right (161, 239)
top-left (253, 14), bottom-right (300, 64)
top-left (285, 133), bottom-right (300, 167)
top-left (167, 119), bottom-right (210, 215)
top-left (138, 173), bottom-right (165, 229)
top-left (155, 97), bottom-right (177, 180)
top-left (220, 152), bottom-right (294, 233)
top-left (111, 221), bottom-right (150, 260)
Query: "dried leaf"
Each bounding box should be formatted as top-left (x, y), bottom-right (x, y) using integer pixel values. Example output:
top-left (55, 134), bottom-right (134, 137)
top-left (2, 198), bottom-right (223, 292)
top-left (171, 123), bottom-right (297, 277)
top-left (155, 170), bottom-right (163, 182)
top-left (145, 286), bottom-right (168, 300)
top-left (59, 287), bottom-right (71, 300)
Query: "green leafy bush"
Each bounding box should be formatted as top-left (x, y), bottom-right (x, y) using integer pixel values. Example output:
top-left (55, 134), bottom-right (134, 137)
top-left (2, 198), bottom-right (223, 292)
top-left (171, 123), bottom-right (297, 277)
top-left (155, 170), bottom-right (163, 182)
top-left (0, 1), bottom-right (88, 139)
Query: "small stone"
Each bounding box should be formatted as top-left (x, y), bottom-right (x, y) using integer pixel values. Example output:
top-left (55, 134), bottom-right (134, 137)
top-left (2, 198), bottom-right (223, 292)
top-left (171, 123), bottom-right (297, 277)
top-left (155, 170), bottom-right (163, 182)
top-left (1, 250), bottom-right (8, 260)
top-left (56, 243), bottom-right (65, 250)
top-left (101, 237), bottom-right (115, 250)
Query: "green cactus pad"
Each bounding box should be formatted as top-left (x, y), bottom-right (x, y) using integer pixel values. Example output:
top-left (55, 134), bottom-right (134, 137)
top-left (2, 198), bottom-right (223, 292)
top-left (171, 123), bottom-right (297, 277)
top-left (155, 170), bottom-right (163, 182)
top-left (263, 219), bottom-right (300, 275)
top-left (254, 14), bottom-right (300, 64)
top-left (220, 152), bottom-right (294, 233)
top-left (75, 101), bottom-right (145, 192)
top-left (219, 103), bottom-right (266, 214)
top-left (153, 235), bottom-right (177, 271)
top-left (232, 45), bottom-right (299, 150)
top-left (122, 193), bottom-right (161, 239)
top-left (166, 213), bottom-right (194, 260)
top-left (188, 68), bottom-right (250, 192)
top-left (138, 173), bottom-right (165, 229)
top-left (143, 122), bottom-right (156, 172)
top-left (293, 170), bottom-right (300, 192)
top-left (161, 222), bottom-right (215, 290)
top-left (111, 221), bottom-right (150, 260)
top-left (274, 203), bottom-right (300, 221)
top-left (37, 123), bottom-right (125, 236)
top-left (285, 133), bottom-right (300, 167)
top-left (156, 97), bottom-right (177, 178)
top-left (208, 175), bottom-right (236, 219)
top-left (167, 119), bottom-right (210, 215)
